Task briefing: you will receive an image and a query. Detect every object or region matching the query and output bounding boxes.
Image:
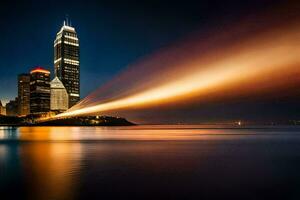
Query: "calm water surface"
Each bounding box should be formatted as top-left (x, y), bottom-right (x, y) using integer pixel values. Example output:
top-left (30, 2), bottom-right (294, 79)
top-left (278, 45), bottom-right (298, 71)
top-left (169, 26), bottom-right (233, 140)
top-left (0, 125), bottom-right (300, 199)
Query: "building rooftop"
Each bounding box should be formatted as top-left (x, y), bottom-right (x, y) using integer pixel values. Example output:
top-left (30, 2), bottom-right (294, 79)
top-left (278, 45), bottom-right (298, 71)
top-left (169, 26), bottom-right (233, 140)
top-left (57, 20), bottom-right (76, 35)
top-left (50, 77), bottom-right (67, 89)
top-left (30, 67), bottom-right (50, 74)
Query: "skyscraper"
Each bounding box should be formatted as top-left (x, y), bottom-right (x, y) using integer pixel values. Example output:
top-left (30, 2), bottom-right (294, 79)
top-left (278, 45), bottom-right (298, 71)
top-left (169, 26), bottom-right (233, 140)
top-left (54, 20), bottom-right (80, 108)
top-left (50, 77), bottom-right (69, 112)
top-left (30, 67), bottom-right (51, 114)
top-left (18, 73), bottom-right (30, 116)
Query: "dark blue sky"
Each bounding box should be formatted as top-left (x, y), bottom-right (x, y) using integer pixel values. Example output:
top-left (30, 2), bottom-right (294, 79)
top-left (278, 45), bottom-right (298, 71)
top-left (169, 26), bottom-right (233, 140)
top-left (0, 0), bottom-right (282, 104)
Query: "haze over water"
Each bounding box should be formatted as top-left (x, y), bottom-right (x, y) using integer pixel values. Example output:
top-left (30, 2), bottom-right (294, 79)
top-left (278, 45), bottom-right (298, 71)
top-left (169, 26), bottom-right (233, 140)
top-left (1, 126), bottom-right (300, 199)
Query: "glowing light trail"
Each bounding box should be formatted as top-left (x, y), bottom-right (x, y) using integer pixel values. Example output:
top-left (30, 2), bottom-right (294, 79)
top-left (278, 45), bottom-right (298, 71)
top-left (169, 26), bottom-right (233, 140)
top-left (54, 22), bottom-right (300, 119)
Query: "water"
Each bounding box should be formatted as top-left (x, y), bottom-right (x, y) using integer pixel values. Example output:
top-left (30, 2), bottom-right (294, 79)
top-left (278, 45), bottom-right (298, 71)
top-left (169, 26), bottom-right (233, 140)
top-left (1, 126), bottom-right (300, 199)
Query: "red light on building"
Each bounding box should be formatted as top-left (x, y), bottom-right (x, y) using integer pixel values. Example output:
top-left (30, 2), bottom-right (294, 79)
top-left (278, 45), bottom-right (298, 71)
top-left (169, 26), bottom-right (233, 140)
top-left (30, 67), bottom-right (50, 74)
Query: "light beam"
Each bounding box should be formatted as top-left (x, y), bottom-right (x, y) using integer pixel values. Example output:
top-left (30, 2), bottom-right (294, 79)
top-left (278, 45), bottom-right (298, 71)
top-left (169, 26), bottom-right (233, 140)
top-left (55, 20), bottom-right (300, 119)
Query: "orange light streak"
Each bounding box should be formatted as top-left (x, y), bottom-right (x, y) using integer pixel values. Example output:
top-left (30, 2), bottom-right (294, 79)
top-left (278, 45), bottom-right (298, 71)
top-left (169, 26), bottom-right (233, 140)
top-left (54, 23), bottom-right (300, 119)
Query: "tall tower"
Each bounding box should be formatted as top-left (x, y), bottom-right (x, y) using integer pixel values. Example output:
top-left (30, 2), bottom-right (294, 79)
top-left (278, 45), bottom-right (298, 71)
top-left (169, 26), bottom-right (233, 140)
top-left (18, 73), bottom-right (30, 116)
top-left (54, 19), bottom-right (80, 108)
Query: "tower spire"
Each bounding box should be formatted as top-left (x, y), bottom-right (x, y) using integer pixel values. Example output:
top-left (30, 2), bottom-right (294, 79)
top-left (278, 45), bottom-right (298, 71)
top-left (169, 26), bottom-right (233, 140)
top-left (65, 14), bottom-right (69, 26)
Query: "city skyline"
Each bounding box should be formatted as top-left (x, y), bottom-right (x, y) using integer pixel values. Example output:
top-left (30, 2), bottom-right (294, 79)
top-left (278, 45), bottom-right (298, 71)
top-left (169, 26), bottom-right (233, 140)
top-left (1, 2), bottom-right (300, 199)
top-left (4, 20), bottom-right (80, 116)
top-left (0, 0), bottom-right (284, 104)
top-left (0, 0), bottom-right (299, 123)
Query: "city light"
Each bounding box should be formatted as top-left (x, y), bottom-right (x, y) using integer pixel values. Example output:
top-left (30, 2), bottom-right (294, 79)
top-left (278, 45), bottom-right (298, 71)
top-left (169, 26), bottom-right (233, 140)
top-left (30, 67), bottom-right (51, 74)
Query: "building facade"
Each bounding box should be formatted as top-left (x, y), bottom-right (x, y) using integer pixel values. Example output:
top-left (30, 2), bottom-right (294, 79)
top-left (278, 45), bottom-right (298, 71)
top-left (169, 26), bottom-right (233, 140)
top-left (6, 98), bottom-right (18, 116)
top-left (30, 67), bottom-right (51, 114)
top-left (0, 100), bottom-right (6, 115)
top-left (18, 73), bottom-right (31, 116)
top-left (54, 21), bottom-right (80, 108)
top-left (50, 77), bottom-right (69, 112)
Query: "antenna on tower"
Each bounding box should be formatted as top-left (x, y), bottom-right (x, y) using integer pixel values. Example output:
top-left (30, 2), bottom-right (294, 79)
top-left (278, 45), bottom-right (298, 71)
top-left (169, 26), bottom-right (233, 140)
top-left (65, 14), bottom-right (69, 26)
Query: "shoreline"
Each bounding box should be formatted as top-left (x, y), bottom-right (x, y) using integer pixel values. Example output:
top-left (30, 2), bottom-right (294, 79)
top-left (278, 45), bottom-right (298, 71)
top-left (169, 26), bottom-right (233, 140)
top-left (1, 124), bottom-right (299, 129)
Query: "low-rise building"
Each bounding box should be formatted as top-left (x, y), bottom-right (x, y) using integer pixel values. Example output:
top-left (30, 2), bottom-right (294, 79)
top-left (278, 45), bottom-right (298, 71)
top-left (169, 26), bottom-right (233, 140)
top-left (6, 98), bottom-right (18, 116)
top-left (50, 77), bottom-right (69, 112)
top-left (0, 100), bottom-right (6, 115)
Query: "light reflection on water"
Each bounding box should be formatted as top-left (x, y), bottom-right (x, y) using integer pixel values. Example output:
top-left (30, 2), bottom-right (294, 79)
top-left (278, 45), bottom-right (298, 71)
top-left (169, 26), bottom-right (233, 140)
top-left (0, 126), bottom-right (300, 199)
top-left (20, 143), bottom-right (82, 200)
top-left (0, 125), bottom-right (299, 141)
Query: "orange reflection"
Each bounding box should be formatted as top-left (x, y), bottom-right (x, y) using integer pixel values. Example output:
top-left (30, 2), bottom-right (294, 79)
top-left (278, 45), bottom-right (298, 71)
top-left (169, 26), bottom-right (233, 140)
top-left (18, 127), bottom-right (82, 141)
top-left (17, 126), bottom-right (250, 141)
top-left (18, 127), bottom-right (82, 199)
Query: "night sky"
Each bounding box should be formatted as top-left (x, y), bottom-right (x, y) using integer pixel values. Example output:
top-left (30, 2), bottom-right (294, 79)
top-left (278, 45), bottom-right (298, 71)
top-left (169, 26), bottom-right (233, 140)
top-left (0, 0), bottom-right (299, 123)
